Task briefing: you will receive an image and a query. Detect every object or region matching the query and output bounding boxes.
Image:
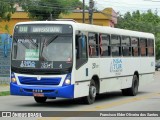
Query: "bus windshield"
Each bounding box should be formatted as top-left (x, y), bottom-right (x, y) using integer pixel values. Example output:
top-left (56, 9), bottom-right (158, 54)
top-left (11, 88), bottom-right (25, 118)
top-left (11, 24), bottom-right (73, 73)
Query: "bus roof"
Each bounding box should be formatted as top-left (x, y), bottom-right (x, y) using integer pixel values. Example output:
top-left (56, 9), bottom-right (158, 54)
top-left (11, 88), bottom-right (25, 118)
top-left (15, 21), bottom-right (154, 39)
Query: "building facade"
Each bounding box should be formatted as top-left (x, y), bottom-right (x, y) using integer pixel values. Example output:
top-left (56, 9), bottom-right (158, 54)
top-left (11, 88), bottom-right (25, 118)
top-left (0, 8), bottom-right (117, 35)
top-left (61, 8), bottom-right (117, 27)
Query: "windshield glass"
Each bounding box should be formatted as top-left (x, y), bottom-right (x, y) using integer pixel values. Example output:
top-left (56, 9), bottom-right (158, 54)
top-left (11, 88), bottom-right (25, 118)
top-left (41, 36), bottom-right (72, 61)
top-left (12, 35), bottom-right (72, 62)
top-left (12, 34), bottom-right (72, 69)
top-left (11, 24), bottom-right (73, 72)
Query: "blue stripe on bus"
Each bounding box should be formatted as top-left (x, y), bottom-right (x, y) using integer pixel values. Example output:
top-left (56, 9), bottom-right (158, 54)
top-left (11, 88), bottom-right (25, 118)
top-left (10, 83), bottom-right (74, 98)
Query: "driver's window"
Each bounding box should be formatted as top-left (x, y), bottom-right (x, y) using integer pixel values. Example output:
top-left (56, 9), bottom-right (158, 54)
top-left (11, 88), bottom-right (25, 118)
top-left (76, 31), bottom-right (88, 69)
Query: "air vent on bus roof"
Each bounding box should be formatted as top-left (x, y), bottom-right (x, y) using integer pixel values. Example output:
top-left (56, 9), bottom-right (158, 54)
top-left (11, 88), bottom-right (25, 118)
top-left (55, 19), bottom-right (77, 23)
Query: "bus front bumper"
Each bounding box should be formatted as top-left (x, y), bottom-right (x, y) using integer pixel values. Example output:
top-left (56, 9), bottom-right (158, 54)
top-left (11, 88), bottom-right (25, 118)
top-left (10, 83), bottom-right (74, 99)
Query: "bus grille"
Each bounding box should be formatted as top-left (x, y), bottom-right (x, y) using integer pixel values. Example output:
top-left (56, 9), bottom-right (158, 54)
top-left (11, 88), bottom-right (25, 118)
top-left (18, 76), bottom-right (61, 85)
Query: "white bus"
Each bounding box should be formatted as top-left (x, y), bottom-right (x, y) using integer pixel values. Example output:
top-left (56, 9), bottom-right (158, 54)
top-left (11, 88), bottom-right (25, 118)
top-left (10, 20), bottom-right (155, 104)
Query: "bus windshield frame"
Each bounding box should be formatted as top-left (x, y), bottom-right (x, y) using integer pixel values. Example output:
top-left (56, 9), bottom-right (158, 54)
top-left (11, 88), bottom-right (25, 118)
top-left (11, 24), bottom-right (73, 75)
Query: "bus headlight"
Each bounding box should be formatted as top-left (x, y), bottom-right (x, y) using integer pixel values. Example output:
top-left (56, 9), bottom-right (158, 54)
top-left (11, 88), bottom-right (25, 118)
top-left (11, 73), bottom-right (17, 83)
top-left (65, 79), bottom-right (71, 85)
top-left (11, 78), bottom-right (17, 83)
top-left (63, 73), bottom-right (71, 86)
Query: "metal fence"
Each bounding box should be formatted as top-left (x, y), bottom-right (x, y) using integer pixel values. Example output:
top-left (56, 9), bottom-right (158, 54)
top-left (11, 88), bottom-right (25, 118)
top-left (0, 33), bottom-right (12, 84)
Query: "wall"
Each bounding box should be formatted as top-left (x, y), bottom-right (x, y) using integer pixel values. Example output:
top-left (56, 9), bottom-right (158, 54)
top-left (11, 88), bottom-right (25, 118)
top-left (0, 12), bottom-right (31, 35)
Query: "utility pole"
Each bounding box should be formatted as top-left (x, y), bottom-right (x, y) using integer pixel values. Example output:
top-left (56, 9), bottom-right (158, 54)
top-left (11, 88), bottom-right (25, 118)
top-left (82, 0), bottom-right (85, 23)
top-left (89, 0), bottom-right (94, 24)
top-left (50, 13), bottom-right (53, 21)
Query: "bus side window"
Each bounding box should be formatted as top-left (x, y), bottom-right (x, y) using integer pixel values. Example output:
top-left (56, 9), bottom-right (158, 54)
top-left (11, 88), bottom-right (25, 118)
top-left (75, 33), bottom-right (88, 69)
top-left (131, 37), bottom-right (139, 56)
top-left (100, 34), bottom-right (110, 57)
top-left (148, 39), bottom-right (154, 56)
top-left (121, 36), bottom-right (131, 56)
top-left (76, 35), bottom-right (80, 59)
top-left (88, 33), bottom-right (99, 57)
top-left (111, 35), bottom-right (121, 56)
top-left (140, 38), bottom-right (147, 56)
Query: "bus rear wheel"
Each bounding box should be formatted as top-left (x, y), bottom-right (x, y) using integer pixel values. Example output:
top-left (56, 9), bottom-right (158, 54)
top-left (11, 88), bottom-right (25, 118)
top-left (34, 97), bottom-right (47, 103)
top-left (122, 75), bottom-right (139, 96)
top-left (83, 79), bottom-right (96, 104)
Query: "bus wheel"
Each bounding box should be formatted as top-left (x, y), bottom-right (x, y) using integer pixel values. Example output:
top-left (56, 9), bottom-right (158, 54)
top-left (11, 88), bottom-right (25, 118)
top-left (122, 75), bottom-right (139, 96)
top-left (83, 79), bottom-right (96, 104)
top-left (34, 97), bottom-right (47, 103)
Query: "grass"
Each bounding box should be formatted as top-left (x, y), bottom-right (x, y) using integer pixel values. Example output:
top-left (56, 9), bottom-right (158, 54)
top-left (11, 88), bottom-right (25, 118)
top-left (0, 91), bottom-right (10, 96)
top-left (0, 83), bottom-right (9, 86)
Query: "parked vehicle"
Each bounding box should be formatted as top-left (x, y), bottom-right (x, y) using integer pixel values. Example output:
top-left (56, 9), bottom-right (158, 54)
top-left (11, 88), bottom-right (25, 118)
top-left (155, 61), bottom-right (160, 71)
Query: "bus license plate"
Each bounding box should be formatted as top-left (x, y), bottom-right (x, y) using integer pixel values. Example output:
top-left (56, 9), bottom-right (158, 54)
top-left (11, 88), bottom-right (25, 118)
top-left (33, 93), bottom-right (44, 97)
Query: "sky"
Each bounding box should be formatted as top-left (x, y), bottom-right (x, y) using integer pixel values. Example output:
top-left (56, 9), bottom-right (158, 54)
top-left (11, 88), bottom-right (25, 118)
top-left (81, 0), bottom-right (160, 15)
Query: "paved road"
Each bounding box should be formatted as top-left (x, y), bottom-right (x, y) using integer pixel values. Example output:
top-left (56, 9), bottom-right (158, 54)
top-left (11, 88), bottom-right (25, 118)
top-left (0, 72), bottom-right (160, 120)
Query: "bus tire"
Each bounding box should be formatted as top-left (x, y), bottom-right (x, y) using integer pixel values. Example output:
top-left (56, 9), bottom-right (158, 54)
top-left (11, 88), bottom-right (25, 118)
top-left (34, 97), bottom-right (47, 103)
top-left (122, 75), bottom-right (139, 96)
top-left (83, 79), bottom-right (96, 104)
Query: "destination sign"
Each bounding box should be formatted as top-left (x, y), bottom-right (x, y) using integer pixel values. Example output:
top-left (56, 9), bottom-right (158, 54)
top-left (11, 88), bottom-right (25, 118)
top-left (16, 24), bottom-right (72, 34)
top-left (31, 26), bottom-right (62, 33)
top-left (18, 26), bottom-right (28, 33)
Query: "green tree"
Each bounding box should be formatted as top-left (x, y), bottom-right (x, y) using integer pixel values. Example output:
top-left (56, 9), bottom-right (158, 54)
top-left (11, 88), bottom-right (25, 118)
top-left (0, 0), bottom-right (18, 33)
top-left (0, 0), bottom-right (16, 22)
top-left (116, 10), bottom-right (160, 60)
top-left (20, 0), bottom-right (82, 20)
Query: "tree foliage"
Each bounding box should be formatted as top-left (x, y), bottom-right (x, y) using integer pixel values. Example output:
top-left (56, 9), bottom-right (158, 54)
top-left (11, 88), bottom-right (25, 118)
top-left (116, 10), bottom-right (160, 60)
top-left (0, 0), bottom-right (18, 33)
top-left (0, 0), bottom-right (16, 22)
top-left (20, 0), bottom-right (82, 20)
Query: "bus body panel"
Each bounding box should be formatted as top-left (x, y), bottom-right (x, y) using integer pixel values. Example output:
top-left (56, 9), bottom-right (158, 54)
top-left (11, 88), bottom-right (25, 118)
top-left (10, 21), bottom-right (155, 101)
top-left (73, 58), bottom-right (100, 98)
top-left (10, 83), bottom-right (74, 98)
top-left (139, 73), bottom-right (154, 87)
top-left (74, 81), bottom-right (90, 98)
top-left (10, 73), bottom-right (74, 98)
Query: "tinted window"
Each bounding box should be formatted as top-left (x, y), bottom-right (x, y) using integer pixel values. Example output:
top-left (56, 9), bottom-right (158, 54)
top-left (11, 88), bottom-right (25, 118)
top-left (111, 35), bottom-right (120, 46)
top-left (122, 36), bottom-right (130, 46)
top-left (88, 33), bottom-right (99, 57)
top-left (131, 37), bottom-right (139, 56)
top-left (140, 38), bottom-right (147, 56)
top-left (76, 32), bottom-right (88, 69)
top-left (148, 39), bottom-right (154, 56)
top-left (122, 36), bottom-right (131, 56)
top-left (100, 34), bottom-right (110, 56)
top-left (111, 35), bottom-right (121, 56)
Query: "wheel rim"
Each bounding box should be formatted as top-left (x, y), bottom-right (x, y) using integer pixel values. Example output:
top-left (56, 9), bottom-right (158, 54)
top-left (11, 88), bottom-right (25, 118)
top-left (89, 85), bottom-right (96, 98)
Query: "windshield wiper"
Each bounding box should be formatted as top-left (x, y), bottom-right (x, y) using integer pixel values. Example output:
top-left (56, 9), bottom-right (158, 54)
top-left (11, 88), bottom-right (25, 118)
top-left (40, 35), bottom-right (59, 61)
top-left (46, 35), bottom-right (58, 46)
